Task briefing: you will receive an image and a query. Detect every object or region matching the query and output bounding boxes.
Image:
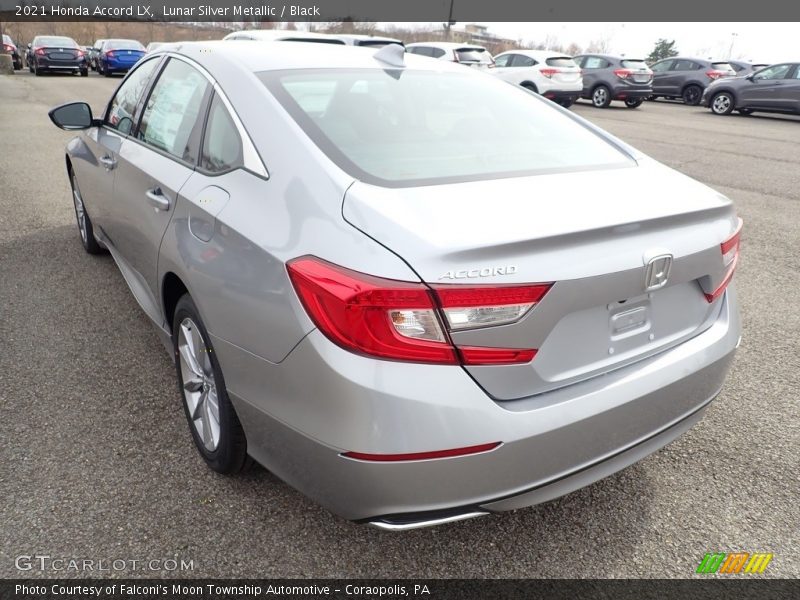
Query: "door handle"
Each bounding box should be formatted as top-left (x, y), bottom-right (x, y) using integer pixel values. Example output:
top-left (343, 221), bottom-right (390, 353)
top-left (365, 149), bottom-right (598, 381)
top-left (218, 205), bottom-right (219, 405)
top-left (99, 155), bottom-right (116, 170)
top-left (145, 187), bottom-right (171, 211)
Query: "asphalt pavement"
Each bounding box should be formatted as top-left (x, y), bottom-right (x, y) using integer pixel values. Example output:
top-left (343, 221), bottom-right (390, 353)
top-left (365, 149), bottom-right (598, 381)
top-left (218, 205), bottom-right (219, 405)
top-left (0, 70), bottom-right (798, 578)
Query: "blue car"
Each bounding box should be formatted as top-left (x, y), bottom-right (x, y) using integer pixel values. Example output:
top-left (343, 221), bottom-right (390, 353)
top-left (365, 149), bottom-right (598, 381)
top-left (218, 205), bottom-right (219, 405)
top-left (97, 39), bottom-right (145, 76)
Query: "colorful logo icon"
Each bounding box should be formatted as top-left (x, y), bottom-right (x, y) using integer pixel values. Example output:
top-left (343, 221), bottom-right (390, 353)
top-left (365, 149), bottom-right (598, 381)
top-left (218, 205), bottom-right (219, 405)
top-left (696, 552), bottom-right (773, 574)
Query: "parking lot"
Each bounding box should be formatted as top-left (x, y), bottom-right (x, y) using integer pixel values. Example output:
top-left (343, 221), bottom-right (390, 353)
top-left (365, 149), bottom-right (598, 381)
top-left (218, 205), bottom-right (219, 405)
top-left (1, 70), bottom-right (798, 578)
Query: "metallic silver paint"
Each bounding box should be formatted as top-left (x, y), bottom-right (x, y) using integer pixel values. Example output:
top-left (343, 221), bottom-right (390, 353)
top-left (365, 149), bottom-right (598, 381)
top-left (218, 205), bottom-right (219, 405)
top-left (62, 41), bottom-right (742, 526)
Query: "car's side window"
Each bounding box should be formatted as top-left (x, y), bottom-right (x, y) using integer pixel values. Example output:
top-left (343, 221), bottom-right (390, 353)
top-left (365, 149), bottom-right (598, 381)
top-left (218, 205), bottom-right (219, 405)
top-left (494, 54), bottom-right (511, 68)
top-left (671, 60), bottom-right (692, 71)
top-left (431, 48), bottom-right (446, 59)
top-left (199, 95), bottom-right (244, 174)
top-left (753, 64), bottom-right (792, 80)
top-left (105, 57), bottom-right (160, 135)
top-left (137, 58), bottom-right (211, 164)
top-left (511, 55), bottom-right (536, 67)
top-left (583, 56), bottom-right (607, 69)
top-left (651, 60), bottom-right (672, 73)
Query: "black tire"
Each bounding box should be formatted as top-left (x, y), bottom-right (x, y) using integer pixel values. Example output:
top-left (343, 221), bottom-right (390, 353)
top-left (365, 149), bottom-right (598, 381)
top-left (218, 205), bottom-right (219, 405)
top-left (682, 84), bottom-right (703, 106)
top-left (591, 85), bottom-right (612, 108)
top-left (521, 82), bottom-right (539, 94)
top-left (624, 98), bottom-right (644, 108)
top-left (33, 61), bottom-right (41, 76)
top-left (68, 168), bottom-right (104, 255)
top-left (172, 294), bottom-right (251, 475)
top-left (710, 91), bottom-right (735, 116)
top-left (80, 69), bottom-right (88, 77)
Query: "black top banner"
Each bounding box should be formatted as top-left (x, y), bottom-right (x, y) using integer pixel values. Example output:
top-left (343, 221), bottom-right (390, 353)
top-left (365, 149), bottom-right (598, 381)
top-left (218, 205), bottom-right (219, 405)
top-left (1, 0), bottom-right (799, 22)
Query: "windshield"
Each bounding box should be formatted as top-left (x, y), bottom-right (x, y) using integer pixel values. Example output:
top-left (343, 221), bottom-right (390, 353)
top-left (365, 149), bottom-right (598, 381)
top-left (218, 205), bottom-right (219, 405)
top-left (546, 57), bottom-right (577, 68)
top-left (621, 60), bottom-right (649, 69)
top-left (456, 48), bottom-right (493, 64)
top-left (36, 36), bottom-right (78, 48)
top-left (2, 34), bottom-right (13, 45)
top-left (106, 40), bottom-right (145, 50)
top-left (261, 68), bottom-right (632, 187)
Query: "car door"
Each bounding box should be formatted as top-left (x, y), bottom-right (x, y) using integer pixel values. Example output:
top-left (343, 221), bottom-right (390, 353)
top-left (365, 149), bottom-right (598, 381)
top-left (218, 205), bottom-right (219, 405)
top-left (75, 56), bottom-right (162, 233)
top-left (579, 56), bottom-right (607, 94)
top-left (492, 53), bottom-right (521, 83)
top-left (738, 63), bottom-right (795, 110)
top-left (108, 57), bottom-right (212, 318)
top-left (784, 65), bottom-right (800, 113)
top-left (650, 59), bottom-right (674, 94)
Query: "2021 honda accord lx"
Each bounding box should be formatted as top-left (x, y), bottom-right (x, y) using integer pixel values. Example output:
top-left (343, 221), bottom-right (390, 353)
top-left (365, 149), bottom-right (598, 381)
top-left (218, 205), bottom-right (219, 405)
top-left (49, 41), bottom-right (742, 530)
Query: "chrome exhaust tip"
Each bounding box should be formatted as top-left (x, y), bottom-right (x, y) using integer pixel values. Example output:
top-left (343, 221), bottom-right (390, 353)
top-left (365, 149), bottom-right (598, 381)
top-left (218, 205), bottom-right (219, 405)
top-left (367, 510), bottom-right (489, 531)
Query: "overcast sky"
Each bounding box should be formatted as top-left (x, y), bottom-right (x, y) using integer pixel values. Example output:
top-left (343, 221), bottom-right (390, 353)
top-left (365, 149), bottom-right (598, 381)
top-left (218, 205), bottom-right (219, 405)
top-left (387, 23), bottom-right (800, 63)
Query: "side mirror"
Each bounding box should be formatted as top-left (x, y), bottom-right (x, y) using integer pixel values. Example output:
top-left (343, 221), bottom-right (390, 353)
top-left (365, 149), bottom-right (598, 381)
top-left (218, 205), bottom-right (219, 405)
top-left (745, 73), bottom-right (755, 81)
top-left (48, 102), bottom-right (95, 130)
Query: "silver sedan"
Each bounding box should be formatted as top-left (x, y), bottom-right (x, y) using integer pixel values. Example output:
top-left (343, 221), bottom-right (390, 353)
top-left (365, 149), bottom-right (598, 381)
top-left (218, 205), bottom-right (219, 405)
top-left (49, 41), bottom-right (742, 530)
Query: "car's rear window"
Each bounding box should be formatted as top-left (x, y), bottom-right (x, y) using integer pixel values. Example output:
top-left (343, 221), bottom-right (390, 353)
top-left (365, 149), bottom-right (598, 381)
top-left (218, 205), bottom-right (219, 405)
top-left (260, 68), bottom-right (632, 187)
top-left (546, 57), bottom-right (577, 68)
top-left (711, 62), bottom-right (735, 72)
top-left (456, 48), bottom-right (493, 64)
top-left (621, 59), bottom-right (649, 69)
top-left (36, 36), bottom-right (78, 48)
top-left (106, 40), bottom-right (145, 50)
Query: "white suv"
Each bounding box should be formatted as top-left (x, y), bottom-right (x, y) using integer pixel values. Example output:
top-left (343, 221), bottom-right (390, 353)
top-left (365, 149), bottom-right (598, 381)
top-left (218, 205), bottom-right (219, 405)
top-left (406, 42), bottom-right (495, 69)
top-left (493, 50), bottom-right (583, 107)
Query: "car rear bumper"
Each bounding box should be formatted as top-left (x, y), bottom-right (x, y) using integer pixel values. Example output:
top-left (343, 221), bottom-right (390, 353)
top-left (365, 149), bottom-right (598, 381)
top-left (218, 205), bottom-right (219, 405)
top-left (36, 58), bottom-right (84, 70)
top-left (542, 89), bottom-right (581, 102)
top-left (216, 285), bottom-right (740, 524)
top-left (612, 87), bottom-right (653, 99)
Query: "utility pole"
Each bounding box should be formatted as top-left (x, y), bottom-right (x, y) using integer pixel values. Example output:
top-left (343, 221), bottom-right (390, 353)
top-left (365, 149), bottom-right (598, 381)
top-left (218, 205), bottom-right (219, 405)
top-left (728, 32), bottom-right (738, 59)
top-left (444, 0), bottom-right (455, 41)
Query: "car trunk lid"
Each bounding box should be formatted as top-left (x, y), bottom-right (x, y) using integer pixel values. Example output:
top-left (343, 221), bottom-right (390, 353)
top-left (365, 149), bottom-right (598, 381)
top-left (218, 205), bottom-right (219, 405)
top-left (343, 160), bottom-right (739, 400)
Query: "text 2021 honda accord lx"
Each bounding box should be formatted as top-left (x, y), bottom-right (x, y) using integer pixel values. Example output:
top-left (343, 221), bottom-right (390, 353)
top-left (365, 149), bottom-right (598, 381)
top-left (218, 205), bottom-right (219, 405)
top-left (49, 42), bottom-right (742, 530)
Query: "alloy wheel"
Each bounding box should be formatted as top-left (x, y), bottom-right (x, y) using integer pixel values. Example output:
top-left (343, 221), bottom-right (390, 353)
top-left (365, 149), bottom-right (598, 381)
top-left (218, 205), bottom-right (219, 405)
top-left (71, 175), bottom-right (88, 244)
top-left (592, 87), bottom-right (609, 107)
top-left (177, 318), bottom-right (221, 452)
top-left (712, 93), bottom-right (732, 115)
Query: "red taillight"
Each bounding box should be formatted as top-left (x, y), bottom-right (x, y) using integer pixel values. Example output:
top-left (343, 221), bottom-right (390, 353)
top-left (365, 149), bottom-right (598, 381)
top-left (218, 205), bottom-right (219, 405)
top-left (287, 257), bottom-right (551, 365)
top-left (705, 218), bottom-right (743, 303)
top-left (539, 68), bottom-right (559, 78)
top-left (2, 43), bottom-right (13, 52)
top-left (706, 70), bottom-right (727, 80)
top-left (77, 50), bottom-right (85, 57)
top-left (342, 442), bottom-right (501, 462)
top-left (106, 50), bottom-right (115, 57)
top-left (35, 47), bottom-right (45, 56)
top-left (614, 68), bottom-right (652, 81)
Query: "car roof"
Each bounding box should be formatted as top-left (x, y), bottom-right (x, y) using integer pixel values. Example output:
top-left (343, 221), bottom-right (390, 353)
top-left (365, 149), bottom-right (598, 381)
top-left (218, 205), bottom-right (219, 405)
top-left (223, 30), bottom-right (345, 43)
top-left (152, 40), bottom-right (473, 74)
top-left (496, 49), bottom-right (573, 59)
top-left (406, 41), bottom-right (488, 51)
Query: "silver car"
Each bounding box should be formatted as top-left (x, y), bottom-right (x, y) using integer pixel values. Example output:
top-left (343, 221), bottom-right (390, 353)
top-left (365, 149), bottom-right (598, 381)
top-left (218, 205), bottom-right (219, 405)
top-left (49, 42), bottom-right (742, 530)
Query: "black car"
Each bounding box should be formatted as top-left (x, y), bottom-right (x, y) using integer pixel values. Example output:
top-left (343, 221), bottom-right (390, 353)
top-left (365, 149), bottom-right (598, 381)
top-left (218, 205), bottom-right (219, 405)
top-left (649, 57), bottom-right (736, 105)
top-left (26, 35), bottom-right (88, 76)
top-left (702, 62), bottom-right (800, 116)
top-left (573, 54), bottom-right (653, 108)
top-left (2, 34), bottom-right (23, 70)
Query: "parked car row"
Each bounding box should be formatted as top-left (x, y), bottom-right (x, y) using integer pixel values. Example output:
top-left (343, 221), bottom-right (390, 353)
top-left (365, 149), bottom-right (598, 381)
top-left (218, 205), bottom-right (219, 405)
top-left (13, 29), bottom-right (800, 118)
